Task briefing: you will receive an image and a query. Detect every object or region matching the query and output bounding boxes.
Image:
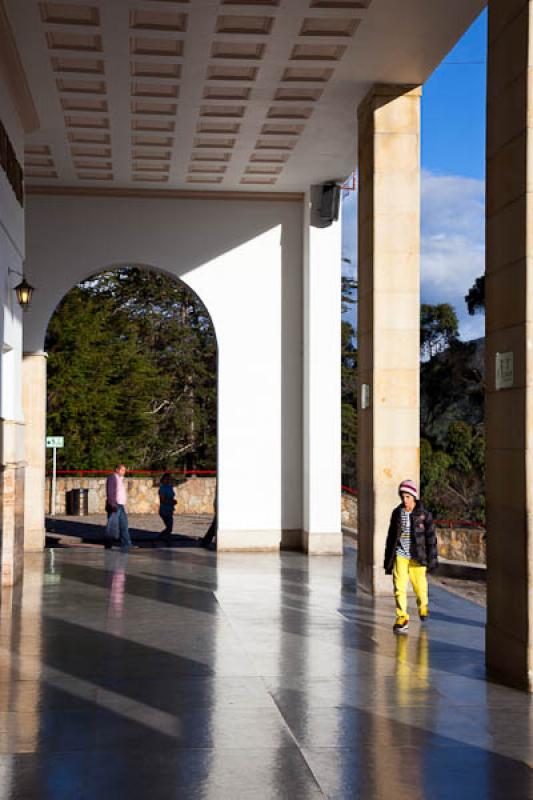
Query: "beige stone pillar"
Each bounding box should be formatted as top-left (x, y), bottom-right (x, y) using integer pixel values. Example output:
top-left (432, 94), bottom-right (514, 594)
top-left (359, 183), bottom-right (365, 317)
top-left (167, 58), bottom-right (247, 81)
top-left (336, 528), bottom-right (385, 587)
top-left (356, 85), bottom-right (421, 595)
top-left (485, 0), bottom-right (533, 692)
top-left (0, 419), bottom-right (25, 586)
top-left (21, 353), bottom-right (47, 552)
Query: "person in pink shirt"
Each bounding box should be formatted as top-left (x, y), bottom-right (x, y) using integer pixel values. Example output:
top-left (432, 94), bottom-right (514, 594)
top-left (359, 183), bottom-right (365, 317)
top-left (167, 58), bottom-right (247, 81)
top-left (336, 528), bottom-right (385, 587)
top-left (105, 463), bottom-right (132, 551)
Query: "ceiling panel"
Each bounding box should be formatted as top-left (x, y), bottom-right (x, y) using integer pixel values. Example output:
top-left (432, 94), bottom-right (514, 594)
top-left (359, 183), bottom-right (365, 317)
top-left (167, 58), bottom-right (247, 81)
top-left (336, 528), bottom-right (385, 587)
top-left (5, 0), bottom-right (485, 193)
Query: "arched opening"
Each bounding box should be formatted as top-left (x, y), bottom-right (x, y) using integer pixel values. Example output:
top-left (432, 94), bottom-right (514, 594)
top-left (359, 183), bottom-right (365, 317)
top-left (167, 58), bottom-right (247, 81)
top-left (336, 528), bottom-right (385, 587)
top-left (23, 195), bottom-right (305, 554)
top-left (43, 264), bottom-right (218, 550)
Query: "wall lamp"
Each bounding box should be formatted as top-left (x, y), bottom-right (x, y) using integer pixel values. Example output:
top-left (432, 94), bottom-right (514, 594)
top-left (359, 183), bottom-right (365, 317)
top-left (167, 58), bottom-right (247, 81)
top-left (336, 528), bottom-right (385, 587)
top-left (8, 268), bottom-right (35, 311)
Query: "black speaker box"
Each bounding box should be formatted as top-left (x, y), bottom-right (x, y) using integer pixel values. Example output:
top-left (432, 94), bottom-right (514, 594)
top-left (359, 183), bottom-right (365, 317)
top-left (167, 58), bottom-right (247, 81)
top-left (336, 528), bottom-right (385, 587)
top-left (319, 182), bottom-right (340, 223)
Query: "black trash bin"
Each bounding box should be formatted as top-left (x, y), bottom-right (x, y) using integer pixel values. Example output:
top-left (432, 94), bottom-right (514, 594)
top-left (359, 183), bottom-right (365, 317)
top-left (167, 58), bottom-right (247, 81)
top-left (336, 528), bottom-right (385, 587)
top-left (66, 488), bottom-right (89, 516)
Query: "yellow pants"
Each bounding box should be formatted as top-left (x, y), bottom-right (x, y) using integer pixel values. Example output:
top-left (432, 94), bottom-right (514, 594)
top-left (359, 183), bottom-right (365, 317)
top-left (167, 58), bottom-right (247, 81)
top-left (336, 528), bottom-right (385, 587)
top-left (395, 629), bottom-right (429, 701)
top-left (392, 555), bottom-right (429, 620)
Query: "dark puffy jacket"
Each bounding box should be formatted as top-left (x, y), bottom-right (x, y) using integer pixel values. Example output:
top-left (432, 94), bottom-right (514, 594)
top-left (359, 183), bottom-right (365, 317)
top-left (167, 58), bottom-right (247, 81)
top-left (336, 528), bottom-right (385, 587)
top-left (383, 502), bottom-right (438, 575)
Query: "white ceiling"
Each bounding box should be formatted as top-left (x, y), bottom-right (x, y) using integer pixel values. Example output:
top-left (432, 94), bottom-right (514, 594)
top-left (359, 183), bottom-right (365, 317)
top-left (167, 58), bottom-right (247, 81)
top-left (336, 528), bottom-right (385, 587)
top-left (7, 0), bottom-right (486, 193)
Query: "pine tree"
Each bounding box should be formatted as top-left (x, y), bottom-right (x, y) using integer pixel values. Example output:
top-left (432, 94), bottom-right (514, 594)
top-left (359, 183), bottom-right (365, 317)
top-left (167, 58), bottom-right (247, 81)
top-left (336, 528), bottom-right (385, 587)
top-left (45, 268), bottom-right (217, 472)
top-left (341, 275), bottom-right (357, 488)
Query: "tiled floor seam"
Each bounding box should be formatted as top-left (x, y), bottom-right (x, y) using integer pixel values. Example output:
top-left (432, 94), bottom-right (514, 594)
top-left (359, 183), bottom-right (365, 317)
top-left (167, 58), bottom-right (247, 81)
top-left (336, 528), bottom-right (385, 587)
top-left (264, 685), bottom-right (330, 799)
top-left (212, 590), bottom-right (328, 797)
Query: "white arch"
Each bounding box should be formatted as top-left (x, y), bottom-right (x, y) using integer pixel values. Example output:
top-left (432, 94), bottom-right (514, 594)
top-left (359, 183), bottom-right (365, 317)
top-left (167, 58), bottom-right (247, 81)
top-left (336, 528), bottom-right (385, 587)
top-left (23, 193), bottom-right (304, 548)
top-left (42, 260), bottom-right (220, 352)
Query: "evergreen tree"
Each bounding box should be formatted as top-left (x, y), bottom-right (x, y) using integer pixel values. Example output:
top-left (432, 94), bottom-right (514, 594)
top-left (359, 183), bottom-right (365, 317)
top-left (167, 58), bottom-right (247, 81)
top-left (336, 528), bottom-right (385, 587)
top-left (419, 302), bottom-right (485, 522)
top-left (46, 268), bottom-right (217, 472)
top-left (465, 275), bottom-right (485, 316)
top-left (341, 275), bottom-right (357, 487)
top-left (420, 303), bottom-right (459, 360)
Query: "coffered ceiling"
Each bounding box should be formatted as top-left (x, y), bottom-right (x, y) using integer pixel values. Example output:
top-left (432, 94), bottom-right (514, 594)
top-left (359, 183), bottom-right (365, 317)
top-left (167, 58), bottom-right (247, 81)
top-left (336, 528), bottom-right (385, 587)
top-left (5, 0), bottom-right (485, 193)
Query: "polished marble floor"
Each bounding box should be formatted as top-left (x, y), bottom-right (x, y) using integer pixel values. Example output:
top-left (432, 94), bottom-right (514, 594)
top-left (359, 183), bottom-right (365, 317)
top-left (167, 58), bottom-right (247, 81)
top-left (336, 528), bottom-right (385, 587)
top-left (0, 539), bottom-right (531, 799)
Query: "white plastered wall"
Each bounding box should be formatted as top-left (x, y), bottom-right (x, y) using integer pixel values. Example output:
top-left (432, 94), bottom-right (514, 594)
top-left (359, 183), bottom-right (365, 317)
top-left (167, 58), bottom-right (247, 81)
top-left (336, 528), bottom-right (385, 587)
top-left (0, 74), bottom-right (24, 427)
top-left (302, 193), bottom-right (342, 554)
top-left (0, 72), bottom-right (26, 585)
top-left (24, 194), bottom-right (304, 548)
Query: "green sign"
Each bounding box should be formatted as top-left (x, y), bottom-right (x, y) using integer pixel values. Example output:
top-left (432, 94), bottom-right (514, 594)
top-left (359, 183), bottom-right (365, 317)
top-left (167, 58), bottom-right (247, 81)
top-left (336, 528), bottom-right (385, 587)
top-left (46, 436), bottom-right (64, 448)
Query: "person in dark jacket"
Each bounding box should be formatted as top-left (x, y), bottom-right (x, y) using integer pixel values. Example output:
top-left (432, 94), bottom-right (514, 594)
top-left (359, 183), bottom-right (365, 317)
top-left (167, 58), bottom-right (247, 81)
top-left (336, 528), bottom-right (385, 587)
top-left (158, 472), bottom-right (177, 544)
top-left (384, 478), bottom-right (438, 634)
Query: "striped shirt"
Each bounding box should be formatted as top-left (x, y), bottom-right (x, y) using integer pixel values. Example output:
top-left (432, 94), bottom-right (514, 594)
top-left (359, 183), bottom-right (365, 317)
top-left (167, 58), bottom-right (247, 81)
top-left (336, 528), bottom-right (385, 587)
top-left (396, 509), bottom-right (412, 559)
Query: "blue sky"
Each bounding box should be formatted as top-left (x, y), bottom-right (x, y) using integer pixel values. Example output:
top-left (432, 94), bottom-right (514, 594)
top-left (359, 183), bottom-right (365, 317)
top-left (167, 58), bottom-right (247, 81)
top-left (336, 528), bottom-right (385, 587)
top-left (342, 9), bottom-right (487, 340)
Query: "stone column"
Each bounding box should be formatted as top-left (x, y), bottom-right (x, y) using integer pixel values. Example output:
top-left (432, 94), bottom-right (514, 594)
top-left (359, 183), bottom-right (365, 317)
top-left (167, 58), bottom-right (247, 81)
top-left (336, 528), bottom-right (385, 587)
top-left (22, 352), bottom-right (47, 551)
top-left (302, 190), bottom-right (342, 555)
top-left (356, 85), bottom-right (421, 594)
top-left (0, 419), bottom-right (25, 586)
top-left (485, 0), bottom-right (533, 692)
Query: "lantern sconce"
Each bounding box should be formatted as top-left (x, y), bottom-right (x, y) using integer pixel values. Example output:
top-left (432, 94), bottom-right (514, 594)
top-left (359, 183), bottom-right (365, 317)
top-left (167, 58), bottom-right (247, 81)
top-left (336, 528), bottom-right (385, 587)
top-left (8, 268), bottom-right (35, 312)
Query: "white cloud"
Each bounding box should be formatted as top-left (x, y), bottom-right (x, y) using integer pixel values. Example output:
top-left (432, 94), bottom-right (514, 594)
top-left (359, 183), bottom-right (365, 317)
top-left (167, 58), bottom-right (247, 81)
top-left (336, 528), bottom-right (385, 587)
top-left (340, 171), bottom-right (486, 340)
top-left (421, 171), bottom-right (485, 339)
top-left (341, 187), bottom-right (357, 274)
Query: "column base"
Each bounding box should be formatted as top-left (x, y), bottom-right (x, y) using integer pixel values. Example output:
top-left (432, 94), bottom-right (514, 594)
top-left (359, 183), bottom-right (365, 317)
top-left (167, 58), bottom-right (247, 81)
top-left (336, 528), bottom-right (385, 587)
top-left (302, 530), bottom-right (343, 555)
top-left (0, 420), bottom-right (25, 587)
top-left (486, 622), bottom-right (533, 693)
top-left (216, 529), bottom-right (344, 554)
top-left (0, 463), bottom-right (25, 587)
top-left (357, 562), bottom-right (392, 596)
top-left (218, 529), bottom-right (302, 552)
top-left (23, 526), bottom-right (46, 552)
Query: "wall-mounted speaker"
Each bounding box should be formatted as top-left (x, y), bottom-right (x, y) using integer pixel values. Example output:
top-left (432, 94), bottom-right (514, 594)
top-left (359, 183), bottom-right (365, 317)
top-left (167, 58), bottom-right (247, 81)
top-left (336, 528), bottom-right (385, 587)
top-left (318, 182), bottom-right (340, 224)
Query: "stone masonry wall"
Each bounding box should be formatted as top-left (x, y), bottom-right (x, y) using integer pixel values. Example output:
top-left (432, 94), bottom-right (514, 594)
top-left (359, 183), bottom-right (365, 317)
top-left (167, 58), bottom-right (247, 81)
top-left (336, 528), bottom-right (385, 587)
top-left (341, 492), bottom-right (357, 529)
top-left (436, 526), bottom-right (486, 565)
top-left (46, 476), bottom-right (216, 516)
top-left (341, 491), bottom-right (486, 565)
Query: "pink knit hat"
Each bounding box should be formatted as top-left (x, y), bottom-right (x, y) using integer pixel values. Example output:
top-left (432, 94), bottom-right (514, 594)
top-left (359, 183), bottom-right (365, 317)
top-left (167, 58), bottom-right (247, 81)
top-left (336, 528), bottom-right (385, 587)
top-left (398, 479), bottom-right (418, 499)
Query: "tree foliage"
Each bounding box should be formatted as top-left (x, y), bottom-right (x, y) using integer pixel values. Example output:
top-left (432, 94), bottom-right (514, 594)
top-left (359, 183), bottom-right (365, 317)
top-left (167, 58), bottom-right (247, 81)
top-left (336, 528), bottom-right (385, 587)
top-left (420, 303), bottom-right (459, 360)
top-left (420, 302), bottom-right (485, 522)
top-left (465, 275), bottom-right (485, 316)
top-left (341, 275), bottom-right (357, 314)
top-left (341, 275), bottom-right (357, 488)
top-left (420, 338), bottom-right (484, 442)
top-left (46, 267), bottom-right (217, 471)
top-left (421, 423), bottom-right (485, 522)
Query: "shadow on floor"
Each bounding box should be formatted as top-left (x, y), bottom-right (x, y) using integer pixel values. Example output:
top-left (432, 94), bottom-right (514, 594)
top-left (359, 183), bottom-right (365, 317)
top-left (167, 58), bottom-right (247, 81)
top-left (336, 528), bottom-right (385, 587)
top-left (3, 609), bottom-right (530, 799)
top-left (45, 517), bottom-right (202, 549)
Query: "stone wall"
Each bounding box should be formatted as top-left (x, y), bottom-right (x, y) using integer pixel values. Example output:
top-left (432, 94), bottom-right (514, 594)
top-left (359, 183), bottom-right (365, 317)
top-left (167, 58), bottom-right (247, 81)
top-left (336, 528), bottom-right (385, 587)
top-left (46, 476), bottom-right (216, 516)
top-left (437, 526), bottom-right (486, 565)
top-left (0, 420), bottom-right (26, 587)
top-left (341, 492), bottom-right (357, 530)
top-left (341, 491), bottom-right (486, 565)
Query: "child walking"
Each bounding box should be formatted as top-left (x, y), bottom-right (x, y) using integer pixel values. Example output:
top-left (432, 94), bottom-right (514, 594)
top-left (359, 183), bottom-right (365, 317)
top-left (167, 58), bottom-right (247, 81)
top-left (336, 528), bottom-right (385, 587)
top-left (384, 479), bottom-right (438, 634)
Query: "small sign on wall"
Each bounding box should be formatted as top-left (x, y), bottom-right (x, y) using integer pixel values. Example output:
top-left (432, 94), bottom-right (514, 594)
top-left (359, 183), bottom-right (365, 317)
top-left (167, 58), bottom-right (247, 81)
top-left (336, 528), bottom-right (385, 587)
top-left (495, 352), bottom-right (514, 390)
top-left (361, 383), bottom-right (371, 409)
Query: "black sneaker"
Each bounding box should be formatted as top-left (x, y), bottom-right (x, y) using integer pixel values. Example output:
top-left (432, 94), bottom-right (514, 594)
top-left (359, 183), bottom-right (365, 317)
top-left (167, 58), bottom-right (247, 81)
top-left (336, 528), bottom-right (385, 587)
top-left (419, 611), bottom-right (429, 623)
top-left (393, 618), bottom-right (409, 634)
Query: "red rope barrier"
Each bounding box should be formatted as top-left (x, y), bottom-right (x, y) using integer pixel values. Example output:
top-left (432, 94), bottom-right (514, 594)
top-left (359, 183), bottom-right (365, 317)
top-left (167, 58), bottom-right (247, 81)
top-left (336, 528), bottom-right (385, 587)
top-left (49, 469), bottom-right (217, 476)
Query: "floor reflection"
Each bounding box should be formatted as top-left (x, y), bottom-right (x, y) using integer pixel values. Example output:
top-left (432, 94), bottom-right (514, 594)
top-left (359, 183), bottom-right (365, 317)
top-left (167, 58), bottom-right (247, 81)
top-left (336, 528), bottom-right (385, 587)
top-left (0, 541), bottom-right (529, 798)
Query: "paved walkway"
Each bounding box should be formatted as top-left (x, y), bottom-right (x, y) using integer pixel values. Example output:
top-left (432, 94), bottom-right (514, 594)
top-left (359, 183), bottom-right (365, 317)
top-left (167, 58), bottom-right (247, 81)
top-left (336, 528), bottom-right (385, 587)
top-left (45, 513), bottom-right (214, 547)
top-left (0, 539), bottom-right (530, 799)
